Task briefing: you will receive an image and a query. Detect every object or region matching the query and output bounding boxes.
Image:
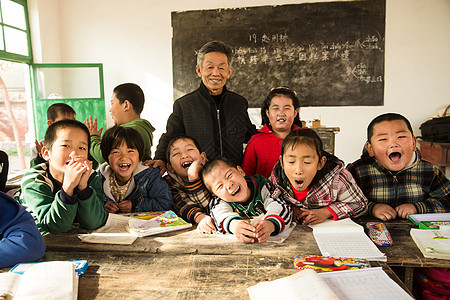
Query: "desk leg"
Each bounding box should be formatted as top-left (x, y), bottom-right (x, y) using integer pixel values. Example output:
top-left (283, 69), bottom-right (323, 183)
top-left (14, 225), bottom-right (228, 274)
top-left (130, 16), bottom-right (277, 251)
top-left (404, 267), bottom-right (414, 292)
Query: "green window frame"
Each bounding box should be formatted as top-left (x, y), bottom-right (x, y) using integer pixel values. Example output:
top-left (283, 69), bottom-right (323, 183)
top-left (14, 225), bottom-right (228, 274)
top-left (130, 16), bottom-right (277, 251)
top-left (31, 63), bottom-right (106, 141)
top-left (0, 0), bottom-right (32, 64)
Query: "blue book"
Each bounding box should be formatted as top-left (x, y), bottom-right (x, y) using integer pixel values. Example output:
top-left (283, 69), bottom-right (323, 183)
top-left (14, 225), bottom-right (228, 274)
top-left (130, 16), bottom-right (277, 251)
top-left (9, 260), bottom-right (88, 275)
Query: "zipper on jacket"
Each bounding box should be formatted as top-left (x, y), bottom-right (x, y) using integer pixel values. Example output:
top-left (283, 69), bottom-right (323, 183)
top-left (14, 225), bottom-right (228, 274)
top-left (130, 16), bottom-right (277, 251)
top-left (216, 109), bottom-right (223, 157)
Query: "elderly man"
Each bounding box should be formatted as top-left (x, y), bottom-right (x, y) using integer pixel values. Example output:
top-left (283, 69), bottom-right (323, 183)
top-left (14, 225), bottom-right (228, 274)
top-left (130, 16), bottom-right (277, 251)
top-left (153, 41), bottom-right (256, 172)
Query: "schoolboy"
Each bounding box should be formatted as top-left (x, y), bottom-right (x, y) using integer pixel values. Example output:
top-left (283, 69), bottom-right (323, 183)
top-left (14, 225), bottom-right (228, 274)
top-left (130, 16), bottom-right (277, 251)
top-left (347, 113), bottom-right (450, 221)
top-left (164, 135), bottom-right (215, 233)
top-left (31, 103), bottom-right (76, 167)
top-left (18, 119), bottom-right (107, 234)
top-left (85, 83), bottom-right (155, 165)
top-left (152, 41), bottom-right (256, 173)
top-left (202, 158), bottom-right (292, 243)
top-left (99, 126), bottom-right (173, 213)
top-left (0, 191), bottom-right (46, 268)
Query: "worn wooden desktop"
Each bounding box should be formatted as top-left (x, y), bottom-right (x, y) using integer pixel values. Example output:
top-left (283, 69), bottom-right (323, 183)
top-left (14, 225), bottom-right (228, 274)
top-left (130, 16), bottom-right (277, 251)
top-left (15, 218), bottom-right (439, 298)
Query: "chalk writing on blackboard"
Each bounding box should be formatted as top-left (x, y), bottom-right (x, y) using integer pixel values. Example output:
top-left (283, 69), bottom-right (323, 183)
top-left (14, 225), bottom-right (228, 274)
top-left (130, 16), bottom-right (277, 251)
top-left (172, 0), bottom-right (386, 107)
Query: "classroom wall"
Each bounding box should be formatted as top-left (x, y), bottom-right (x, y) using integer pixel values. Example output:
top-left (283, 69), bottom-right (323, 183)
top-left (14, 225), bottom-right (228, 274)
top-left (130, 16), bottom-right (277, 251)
top-left (29, 0), bottom-right (450, 170)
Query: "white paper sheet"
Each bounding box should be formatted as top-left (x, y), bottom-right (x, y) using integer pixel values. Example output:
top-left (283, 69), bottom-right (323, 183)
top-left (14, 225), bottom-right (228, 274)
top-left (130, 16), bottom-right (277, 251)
top-left (309, 219), bottom-right (386, 261)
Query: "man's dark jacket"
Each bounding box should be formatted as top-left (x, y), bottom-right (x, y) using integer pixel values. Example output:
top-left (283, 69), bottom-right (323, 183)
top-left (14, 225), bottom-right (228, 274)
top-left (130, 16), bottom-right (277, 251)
top-left (155, 82), bottom-right (256, 165)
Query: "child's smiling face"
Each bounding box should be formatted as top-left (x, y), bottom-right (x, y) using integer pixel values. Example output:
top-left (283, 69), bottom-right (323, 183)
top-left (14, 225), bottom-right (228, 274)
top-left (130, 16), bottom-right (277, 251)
top-left (203, 161), bottom-right (251, 203)
top-left (108, 141), bottom-right (140, 185)
top-left (167, 138), bottom-right (206, 180)
top-left (366, 120), bottom-right (416, 172)
top-left (266, 95), bottom-right (298, 136)
top-left (42, 127), bottom-right (89, 182)
top-left (281, 142), bottom-right (325, 191)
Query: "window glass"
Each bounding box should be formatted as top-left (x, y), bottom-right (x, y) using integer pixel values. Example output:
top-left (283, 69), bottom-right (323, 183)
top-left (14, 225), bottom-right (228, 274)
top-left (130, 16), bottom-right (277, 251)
top-left (1, 0), bottom-right (26, 30)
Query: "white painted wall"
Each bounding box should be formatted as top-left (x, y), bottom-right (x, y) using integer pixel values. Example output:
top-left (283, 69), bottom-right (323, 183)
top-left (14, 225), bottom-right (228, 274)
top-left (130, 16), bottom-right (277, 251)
top-left (29, 0), bottom-right (450, 170)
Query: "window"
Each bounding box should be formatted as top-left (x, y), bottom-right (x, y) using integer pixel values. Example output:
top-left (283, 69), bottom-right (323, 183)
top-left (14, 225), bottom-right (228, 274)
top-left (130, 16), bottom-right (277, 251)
top-left (0, 0), bottom-right (32, 63)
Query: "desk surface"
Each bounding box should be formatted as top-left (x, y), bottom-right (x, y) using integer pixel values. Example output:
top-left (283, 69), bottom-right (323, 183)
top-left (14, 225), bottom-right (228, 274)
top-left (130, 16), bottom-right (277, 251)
top-left (42, 218), bottom-right (450, 268)
top-left (2, 217), bottom-right (428, 299)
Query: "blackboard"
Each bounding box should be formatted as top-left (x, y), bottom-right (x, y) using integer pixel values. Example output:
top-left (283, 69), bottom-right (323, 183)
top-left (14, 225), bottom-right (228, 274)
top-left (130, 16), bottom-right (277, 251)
top-left (171, 0), bottom-right (385, 107)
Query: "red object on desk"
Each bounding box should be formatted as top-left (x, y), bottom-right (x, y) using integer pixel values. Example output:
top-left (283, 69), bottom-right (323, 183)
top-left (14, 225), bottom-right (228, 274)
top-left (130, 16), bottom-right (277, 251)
top-left (418, 140), bottom-right (450, 173)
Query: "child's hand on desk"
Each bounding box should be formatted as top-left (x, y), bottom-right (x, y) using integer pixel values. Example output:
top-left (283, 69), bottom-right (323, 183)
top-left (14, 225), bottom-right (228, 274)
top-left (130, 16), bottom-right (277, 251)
top-left (298, 208), bottom-right (332, 225)
top-left (395, 203), bottom-right (417, 219)
top-left (230, 219), bottom-right (257, 243)
top-left (372, 203), bottom-right (397, 221)
top-left (253, 220), bottom-right (275, 243)
top-left (195, 214), bottom-right (216, 233)
top-left (105, 202), bottom-right (120, 213)
top-left (118, 200), bottom-right (132, 213)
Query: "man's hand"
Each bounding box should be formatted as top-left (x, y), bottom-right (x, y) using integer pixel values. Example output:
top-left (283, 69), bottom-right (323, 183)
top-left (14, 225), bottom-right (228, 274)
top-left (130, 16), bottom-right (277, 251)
top-left (142, 159), bottom-right (166, 175)
top-left (298, 208), bottom-right (332, 225)
top-left (105, 202), bottom-right (120, 213)
top-left (372, 203), bottom-right (397, 221)
top-left (395, 203), bottom-right (417, 219)
top-left (229, 219), bottom-right (257, 244)
top-left (196, 214), bottom-right (216, 233)
top-left (84, 115), bottom-right (103, 137)
top-left (253, 220), bottom-right (275, 243)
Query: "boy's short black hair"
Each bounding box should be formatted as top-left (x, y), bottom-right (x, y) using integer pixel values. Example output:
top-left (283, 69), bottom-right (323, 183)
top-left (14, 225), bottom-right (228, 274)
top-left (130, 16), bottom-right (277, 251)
top-left (201, 157), bottom-right (237, 191)
top-left (44, 119), bottom-right (90, 150)
top-left (166, 134), bottom-right (202, 163)
top-left (47, 103), bottom-right (76, 121)
top-left (197, 41), bottom-right (233, 68)
top-left (367, 113), bottom-right (414, 143)
top-left (113, 83), bottom-right (145, 115)
top-left (100, 126), bottom-right (145, 163)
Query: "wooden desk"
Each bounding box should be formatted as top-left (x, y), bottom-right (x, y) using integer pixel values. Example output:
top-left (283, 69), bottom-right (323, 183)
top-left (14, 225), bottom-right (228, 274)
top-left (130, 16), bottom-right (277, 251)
top-left (1, 218), bottom-right (439, 298)
top-left (418, 140), bottom-right (450, 173)
top-left (2, 252), bottom-right (408, 299)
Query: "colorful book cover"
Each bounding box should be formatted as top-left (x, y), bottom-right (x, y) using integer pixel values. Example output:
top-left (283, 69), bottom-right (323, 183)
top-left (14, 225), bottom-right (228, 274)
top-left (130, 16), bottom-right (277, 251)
top-left (127, 210), bottom-right (192, 237)
top-left (294, 255), bottom-right (370, 272)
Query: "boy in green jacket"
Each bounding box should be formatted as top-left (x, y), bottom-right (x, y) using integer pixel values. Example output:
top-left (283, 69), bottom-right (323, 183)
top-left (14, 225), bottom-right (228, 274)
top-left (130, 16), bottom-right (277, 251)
top-left (85, 83), bottom-right (155, 165)
top-left (18, 119), bottom-right (107, 234)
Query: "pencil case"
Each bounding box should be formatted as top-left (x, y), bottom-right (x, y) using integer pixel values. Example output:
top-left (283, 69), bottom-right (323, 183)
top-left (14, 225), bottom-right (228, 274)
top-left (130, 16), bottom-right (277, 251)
top-left (366, 222), bottom-right (393, 246)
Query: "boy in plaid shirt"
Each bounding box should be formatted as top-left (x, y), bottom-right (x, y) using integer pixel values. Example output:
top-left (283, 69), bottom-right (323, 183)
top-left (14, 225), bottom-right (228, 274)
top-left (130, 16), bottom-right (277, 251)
top-left (347, 113), bottom-right (450, 220)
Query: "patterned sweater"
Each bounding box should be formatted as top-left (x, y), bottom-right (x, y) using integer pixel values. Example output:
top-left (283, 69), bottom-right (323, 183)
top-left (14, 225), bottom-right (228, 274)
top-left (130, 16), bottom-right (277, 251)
top-left (209, 175), bottom-right (292, 235)
top-left (347, 150), bottom-right (450, 215)
top-left (164, 172), bottom-right (212, 224)
top-left (269, 160), bottom-right (368, 220)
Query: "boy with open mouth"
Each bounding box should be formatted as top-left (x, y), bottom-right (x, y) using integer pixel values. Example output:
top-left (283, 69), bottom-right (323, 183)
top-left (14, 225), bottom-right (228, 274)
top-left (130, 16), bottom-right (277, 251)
top-left (347, 113), bottom-right (450, 221)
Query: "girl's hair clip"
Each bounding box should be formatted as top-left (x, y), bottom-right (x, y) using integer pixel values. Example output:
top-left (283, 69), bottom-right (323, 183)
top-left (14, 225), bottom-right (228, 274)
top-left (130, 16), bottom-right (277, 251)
top-left (270, 86), bottom-right (297, 96)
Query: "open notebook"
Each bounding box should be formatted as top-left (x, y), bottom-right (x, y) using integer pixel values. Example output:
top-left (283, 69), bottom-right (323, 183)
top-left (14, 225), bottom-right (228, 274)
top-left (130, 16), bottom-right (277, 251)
top-left (309, 218), bottom-right (387, 261)
top-left (0, 261), bottom-right (78, 300)
top-left (247, 267), bottom-right (413, 300)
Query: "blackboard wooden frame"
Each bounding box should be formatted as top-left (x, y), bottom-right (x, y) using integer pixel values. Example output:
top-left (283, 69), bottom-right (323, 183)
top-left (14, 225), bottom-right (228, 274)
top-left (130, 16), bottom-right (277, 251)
top-left (172, 0), bottom-right (385, 107)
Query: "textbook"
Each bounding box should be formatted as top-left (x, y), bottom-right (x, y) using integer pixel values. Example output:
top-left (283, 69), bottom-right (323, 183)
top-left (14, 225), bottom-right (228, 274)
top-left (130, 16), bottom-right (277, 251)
top-left (410, 227), bottom-right (450, 260)
top-left (78, 211), bottom-right (192, 244)
top-left (127, 211), bottom-right (192, 237)
top-left (247, 267), bottom-right (413, 300)
top-left (0, 261), bottom-right (78, 300)
top-left (309, 218), bottom-right (387, 261)
top-left (409, 213), bottom-right (450, 229)
top-left (78, 213), bottom-right (138, 245)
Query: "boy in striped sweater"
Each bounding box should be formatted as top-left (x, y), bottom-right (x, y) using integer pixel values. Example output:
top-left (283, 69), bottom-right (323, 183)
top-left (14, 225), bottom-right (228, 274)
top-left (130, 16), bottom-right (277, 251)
top-left (203, 158), bottom-right (292, 244)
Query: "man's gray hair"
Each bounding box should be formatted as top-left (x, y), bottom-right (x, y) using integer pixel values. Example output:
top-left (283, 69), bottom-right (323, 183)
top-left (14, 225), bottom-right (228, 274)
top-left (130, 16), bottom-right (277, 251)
top-left (196, 41), bottom-right (233, 67)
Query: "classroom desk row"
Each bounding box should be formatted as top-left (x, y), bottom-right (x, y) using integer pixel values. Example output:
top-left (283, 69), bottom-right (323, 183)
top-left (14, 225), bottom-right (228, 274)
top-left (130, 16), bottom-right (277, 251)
top-left (2, 218), bottom-right (446, 299)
